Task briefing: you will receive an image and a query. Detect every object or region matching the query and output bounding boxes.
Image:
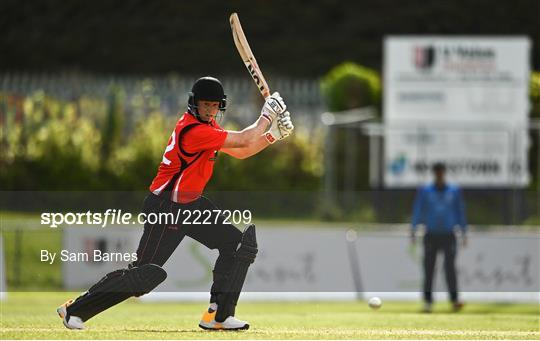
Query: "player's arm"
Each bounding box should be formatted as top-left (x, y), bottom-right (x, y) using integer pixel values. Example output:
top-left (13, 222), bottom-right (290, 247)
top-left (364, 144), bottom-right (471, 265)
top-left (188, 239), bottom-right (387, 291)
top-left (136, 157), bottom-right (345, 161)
top-left (222, 92), bottom-right (285, 149)
top-left (221, 93), bottom-right (291, 158)
top-left (221, 116), bottom-right (270, 149)
top-left (222, 111), bottom-right (294, 159)
top-left (221, 127), bottom-right (269, 159)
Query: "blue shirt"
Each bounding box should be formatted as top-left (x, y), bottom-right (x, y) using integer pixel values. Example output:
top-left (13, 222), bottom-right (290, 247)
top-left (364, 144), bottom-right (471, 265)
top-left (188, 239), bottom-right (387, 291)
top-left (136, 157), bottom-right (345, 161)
top-left (411, 183), bottom-right (467, 234)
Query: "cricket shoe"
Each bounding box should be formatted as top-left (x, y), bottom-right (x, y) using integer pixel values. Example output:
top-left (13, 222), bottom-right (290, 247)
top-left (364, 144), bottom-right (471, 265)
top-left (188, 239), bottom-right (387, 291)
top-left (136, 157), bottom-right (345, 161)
top-left (198, 303), bottom-right (249, 330)
top-left (57, 299), bottom-right (85, 330)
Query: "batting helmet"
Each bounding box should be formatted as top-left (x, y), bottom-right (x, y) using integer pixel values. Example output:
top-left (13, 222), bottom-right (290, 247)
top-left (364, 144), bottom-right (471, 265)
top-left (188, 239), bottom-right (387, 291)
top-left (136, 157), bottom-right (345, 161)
top-left (187, 77), bottom-right (227, 119)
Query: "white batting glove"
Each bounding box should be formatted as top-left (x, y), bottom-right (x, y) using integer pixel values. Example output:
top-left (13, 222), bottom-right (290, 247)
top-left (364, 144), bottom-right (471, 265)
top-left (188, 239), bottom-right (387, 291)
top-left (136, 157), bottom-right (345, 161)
top-left (264, 111), bottom-right (294, 144)
top-left (260, 92), bottom-right (287, 123)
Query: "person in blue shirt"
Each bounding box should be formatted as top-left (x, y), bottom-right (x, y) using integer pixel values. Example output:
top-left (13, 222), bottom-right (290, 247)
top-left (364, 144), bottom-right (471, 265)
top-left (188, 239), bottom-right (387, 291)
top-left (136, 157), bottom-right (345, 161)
top-left (411, 162), bottom-right (467, 313)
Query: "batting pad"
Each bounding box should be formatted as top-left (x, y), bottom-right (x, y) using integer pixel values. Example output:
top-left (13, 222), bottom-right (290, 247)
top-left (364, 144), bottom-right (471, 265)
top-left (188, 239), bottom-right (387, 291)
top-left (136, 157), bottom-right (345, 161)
top-left (216, 224), bottom-right (258, 322)
top-left (68, 263), bottom-right (167, 322)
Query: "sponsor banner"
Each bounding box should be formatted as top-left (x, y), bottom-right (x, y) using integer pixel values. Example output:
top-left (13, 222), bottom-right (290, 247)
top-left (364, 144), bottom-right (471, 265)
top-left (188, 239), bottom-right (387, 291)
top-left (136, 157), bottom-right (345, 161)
top-left (355, 232), bottom-right (539, 294)
top-left (63, 227), bottom-right (356, 292)
top-left (384, 36), bottom-right (530, 125)
top-left (63, 226), bottom-right (539, 302)
top-left (62, 227), bottom-right (142, 289)
top-left (158, 228), bottom-right (356, 293)
top-left (383, 36), bottom-right (530, 187)
top-left (384, 126), bottom-right (529, 187)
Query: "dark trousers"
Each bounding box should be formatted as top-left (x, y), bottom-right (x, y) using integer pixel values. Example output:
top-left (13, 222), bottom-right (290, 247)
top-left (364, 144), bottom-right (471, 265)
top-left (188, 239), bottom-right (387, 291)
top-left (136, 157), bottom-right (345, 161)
top-left (131, 193), bottom-right (242, 303)
top-left (423, 233), bottom-right (458, 303)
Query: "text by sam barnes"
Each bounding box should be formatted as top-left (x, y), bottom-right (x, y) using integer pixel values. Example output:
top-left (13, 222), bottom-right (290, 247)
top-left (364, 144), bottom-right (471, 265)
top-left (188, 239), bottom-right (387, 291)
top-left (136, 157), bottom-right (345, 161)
top-left (41, 249), bottom-right (137, 264)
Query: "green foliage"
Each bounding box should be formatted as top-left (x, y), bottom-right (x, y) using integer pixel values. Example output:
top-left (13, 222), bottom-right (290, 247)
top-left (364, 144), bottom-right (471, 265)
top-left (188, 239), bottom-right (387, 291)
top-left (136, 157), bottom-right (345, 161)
top-left (531, 71), bottom-right (540, 118)
top-left (320, 62), bottom-right (381, 112)
top-left (318, 62), bottom-right (379, 200)
top-left (100, 86), bottom-right (125, 168)
top-left (209, 126), bottom-right (323, 191)
top-left (0, 89), bottom-right (323, 192)
top-left (1, 92), bottom-right (103, 190)
top-left (111, 112), bottom-right (173, 189)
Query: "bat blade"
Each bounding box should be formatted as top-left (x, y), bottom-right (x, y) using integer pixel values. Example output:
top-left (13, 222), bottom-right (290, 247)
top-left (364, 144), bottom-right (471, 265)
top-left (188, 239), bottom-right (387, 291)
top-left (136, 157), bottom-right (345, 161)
top-left (230, 12), bottom-right (271, 99)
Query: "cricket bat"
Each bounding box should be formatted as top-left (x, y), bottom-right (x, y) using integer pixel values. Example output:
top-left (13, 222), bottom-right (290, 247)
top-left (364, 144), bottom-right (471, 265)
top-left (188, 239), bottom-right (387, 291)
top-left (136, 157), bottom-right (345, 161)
top-left (229, 12), bottom-right (271, 99)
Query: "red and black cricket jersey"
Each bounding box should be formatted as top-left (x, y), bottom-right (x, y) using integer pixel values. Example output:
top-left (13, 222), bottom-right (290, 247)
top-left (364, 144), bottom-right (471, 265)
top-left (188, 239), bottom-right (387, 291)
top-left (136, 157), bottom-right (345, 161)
top-left (149, 113), bottom-right (228, 203)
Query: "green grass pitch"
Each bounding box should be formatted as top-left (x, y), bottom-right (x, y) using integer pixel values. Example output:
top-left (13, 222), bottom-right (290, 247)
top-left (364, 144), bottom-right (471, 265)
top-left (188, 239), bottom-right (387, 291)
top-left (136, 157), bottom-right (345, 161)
top-left (1, 292), bottom-right (538, 340)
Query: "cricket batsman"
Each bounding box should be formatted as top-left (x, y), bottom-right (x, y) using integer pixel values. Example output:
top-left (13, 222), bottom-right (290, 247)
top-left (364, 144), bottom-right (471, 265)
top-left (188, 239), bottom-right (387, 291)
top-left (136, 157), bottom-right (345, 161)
top-left (56, 76), bottom-right (294, 330)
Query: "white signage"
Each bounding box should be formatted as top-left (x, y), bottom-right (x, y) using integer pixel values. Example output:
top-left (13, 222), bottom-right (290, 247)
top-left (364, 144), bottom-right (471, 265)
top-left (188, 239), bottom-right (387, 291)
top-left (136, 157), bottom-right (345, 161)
top-left (63, 227), bottom-right (142, 289)
top-left (158, 228), bottom-right (355, 293)
top-left (383, 36), bottom-right (531, 187)
top-left (384, 125), bottom-right (528, 187)
top-left (63, 226), bottom-right (539, 302)
top-left (354, 232), bottom-right (539, 294)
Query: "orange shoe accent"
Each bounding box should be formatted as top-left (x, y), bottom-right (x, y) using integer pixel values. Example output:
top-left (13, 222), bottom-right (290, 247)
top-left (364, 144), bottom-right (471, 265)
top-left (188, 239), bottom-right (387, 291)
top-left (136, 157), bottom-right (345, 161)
top-left (57, 299), bottom-right (74, 319)
top-left (214, 323), bottom-right (223, 329)
top-left (201, 310), bottom-right (216, 323)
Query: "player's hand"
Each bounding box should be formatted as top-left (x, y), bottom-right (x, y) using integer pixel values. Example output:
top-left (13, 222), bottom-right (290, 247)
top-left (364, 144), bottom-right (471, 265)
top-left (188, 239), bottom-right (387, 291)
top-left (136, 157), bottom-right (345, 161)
top-left (260, 92), bottom-right (286, 123)
top-left (278, 111), bottom-right (294, 135)
top-left (264, 111), bottom-right (294, 144)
